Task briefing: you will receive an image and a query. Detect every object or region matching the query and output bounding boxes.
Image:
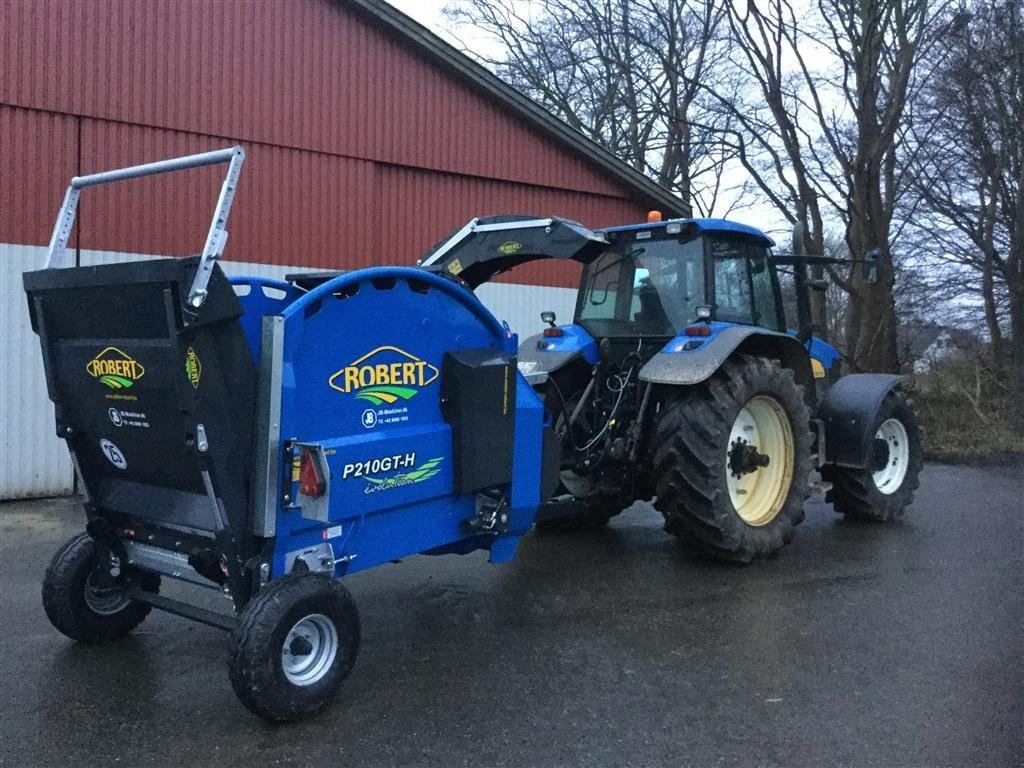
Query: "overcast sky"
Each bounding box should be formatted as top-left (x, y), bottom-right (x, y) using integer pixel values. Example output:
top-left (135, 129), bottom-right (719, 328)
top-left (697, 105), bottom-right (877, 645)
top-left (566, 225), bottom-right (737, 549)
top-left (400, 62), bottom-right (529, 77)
top-left (387, 0), bottom-right (451, 29)
top-left (382, 0), bottom-right (797, 241)
top-left (388, 0), bottom-right (500, 53)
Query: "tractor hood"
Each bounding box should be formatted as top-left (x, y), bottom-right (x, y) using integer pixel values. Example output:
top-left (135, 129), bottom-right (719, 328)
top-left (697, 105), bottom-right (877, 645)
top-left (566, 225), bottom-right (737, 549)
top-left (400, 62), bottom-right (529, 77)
top-left (418, 215), bottom-right (610, 289)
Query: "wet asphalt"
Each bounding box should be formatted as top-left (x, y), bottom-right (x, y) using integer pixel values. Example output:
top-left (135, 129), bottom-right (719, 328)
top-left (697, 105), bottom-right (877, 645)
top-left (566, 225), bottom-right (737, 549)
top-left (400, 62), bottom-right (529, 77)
top-left (1, 463), bottom-right (1021, 768)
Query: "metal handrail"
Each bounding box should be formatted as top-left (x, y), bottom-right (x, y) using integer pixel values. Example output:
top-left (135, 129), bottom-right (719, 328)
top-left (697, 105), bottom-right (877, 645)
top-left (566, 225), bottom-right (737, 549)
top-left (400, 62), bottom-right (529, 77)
top-left (45, 145), bottom-right (246, 308)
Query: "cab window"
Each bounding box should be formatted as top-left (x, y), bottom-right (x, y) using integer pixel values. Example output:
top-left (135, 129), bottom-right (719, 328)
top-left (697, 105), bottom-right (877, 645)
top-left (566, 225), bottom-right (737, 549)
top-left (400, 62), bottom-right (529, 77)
top-left (712, 241), bottom-right (753, 324)
top-left (578, 238), bottom-right (705, 337)
top-left (710, 238), bottom-right (782, 330)
top-left (749, 248), bottom-right (783, 330)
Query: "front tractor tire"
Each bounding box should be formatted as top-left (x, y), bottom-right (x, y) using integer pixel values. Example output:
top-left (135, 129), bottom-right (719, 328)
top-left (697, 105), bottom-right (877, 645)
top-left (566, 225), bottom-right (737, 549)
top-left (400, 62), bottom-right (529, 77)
top-left (653, 355), bottom-right (813, 562)
top-left (823, 391), bottom-right (923, 522)
top-left (229, 572), bottom-right (361, 722)
top-left (42, 532), bottom-right (160, 643)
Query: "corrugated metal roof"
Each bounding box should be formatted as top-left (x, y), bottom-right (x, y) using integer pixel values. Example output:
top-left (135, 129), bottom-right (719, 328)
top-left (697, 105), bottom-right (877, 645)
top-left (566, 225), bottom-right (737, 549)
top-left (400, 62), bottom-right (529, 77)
top-left (345, 0), bottom-right (690, 218)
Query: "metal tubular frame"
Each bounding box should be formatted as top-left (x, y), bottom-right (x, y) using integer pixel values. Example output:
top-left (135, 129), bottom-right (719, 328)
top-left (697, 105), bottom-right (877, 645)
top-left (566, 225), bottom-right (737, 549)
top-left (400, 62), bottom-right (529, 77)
top-left (417, 217), bottom-right (556, 267)
top-left (44, 146), bottom-right (246, 307)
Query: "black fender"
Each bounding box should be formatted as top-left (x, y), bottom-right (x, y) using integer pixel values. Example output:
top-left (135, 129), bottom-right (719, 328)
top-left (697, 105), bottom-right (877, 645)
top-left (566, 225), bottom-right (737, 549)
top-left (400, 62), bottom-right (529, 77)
top-left (816, 373), bottom-right (905, 468)
top-left (639, 327), bottom-right (816, 404)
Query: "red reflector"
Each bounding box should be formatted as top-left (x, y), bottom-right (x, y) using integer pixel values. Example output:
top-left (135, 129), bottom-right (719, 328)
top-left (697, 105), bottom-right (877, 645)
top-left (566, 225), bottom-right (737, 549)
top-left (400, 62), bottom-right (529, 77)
top-left (685, 325), bottom-right (711, 337)
top-left (299, 450), bottom-right (325, 497)
top-left (543, 327), bottom-right (563, 337)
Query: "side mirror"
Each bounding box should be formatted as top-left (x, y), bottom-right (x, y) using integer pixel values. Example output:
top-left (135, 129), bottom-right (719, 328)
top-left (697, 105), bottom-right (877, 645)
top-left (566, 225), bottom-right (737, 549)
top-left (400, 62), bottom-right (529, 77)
top-left (540, 310), bottom-right (557, 327)
top-left (863, 248), bottom-right (884, 284)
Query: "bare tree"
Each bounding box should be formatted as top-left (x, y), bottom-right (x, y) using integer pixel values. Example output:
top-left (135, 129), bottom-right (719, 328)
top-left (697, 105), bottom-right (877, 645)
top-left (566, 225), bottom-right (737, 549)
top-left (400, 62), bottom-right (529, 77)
top-left (717, 0), bottom-right (943, 372)
top-left (830, 0), bottom-right (936, 372)
top-left (905, 0), bottom-right (1023, 422)
top-left (450, 0), bottom-right (960, 377)
top-left (444, 0), bottom-right (734, 215)
top-left (711, 2), bottom-right (834, 335)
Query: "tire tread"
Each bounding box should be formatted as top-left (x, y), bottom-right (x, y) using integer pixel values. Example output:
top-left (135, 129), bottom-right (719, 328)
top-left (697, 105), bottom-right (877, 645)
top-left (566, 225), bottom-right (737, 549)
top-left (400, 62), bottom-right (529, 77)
top-left (652, 355), bottom-right (813, 562)
top-left (42, 532), bottom-right (157, 643)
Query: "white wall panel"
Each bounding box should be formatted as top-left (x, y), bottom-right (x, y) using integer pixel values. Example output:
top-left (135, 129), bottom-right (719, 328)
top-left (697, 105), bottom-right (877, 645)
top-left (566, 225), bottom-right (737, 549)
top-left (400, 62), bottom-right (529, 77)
top-left (475, 281), bottom-right (578, 339)
top-left (0, 244), bottom-right (74, 498)
top-left (1, 245), bottom-right (579, 498)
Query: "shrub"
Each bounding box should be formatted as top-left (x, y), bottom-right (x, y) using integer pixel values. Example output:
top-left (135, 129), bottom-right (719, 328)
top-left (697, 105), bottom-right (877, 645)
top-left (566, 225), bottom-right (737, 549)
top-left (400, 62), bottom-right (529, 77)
top-left (911, 352), bottom-right (1024, 461)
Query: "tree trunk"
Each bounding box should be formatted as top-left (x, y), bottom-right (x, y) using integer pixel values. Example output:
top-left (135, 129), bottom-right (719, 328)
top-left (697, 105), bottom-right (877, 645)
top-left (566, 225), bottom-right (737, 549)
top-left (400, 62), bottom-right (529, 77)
top-left (1006, 230), bottom-right (1024, 433)
top-left (845, 151), bottom-right (900, 372)
top-left (844, 253), bottom-right (900, 372)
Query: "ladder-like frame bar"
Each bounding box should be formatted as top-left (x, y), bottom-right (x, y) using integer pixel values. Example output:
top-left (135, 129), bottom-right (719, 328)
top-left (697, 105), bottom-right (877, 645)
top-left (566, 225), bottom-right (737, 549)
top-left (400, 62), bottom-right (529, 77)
top-left (45, 145), bottom-right (246, 308)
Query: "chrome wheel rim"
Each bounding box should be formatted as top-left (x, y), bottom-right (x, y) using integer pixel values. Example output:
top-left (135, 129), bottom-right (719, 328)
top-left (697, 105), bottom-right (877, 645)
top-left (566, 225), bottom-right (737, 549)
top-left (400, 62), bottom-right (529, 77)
top-left (281, 614), bottom-right (338, 686)
top-left (872, 418), bottom-right (909, 494)
top-left (84, 572), bottom-right (131, 616)
top-left (726, 395), bottom-right (795, 526)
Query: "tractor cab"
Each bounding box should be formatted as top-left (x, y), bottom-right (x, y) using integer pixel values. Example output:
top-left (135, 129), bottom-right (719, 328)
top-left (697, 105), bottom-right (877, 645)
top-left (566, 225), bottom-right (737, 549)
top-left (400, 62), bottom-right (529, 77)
top-left (577, 219), bottom-right (784, 343)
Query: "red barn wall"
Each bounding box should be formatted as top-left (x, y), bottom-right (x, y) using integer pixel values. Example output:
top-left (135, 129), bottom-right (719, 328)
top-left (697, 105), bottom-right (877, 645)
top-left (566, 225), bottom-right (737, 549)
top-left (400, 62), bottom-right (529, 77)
top-left (0, 0), bottom-right (651, 288)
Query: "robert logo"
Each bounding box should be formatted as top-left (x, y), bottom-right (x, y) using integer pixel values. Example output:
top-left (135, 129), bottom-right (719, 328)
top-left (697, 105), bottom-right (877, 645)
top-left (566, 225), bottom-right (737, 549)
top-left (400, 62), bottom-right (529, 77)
top-left (329, 346), bottom-right (439, 406)
top-left (185, 347), bottom-right (202, 389)
top-left (87, 347), bottom-right (145, 389)
top-left (497, 241), bottom-right (521, 255)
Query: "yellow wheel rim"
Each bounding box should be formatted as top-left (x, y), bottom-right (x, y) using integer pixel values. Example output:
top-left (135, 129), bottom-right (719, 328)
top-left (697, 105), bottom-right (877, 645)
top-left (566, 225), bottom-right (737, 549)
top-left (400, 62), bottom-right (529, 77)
top-left (726, 395), bottom-right (795, 526)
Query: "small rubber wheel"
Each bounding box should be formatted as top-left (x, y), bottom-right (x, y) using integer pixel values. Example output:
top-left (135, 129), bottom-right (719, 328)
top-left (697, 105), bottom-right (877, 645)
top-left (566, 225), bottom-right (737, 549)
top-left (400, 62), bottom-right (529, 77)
top-left (42, 532), bottom-right (160, 643)
top-left (653, 355), bottom-right (813, 562)
top-left (823, 390), bottom-right (923, 521)
top-left (229, 573), bottom-right (360, 722)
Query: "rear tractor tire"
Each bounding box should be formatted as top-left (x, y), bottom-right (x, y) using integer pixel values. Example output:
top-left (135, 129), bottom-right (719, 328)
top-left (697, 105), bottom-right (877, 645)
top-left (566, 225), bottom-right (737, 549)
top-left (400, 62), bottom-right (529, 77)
top-left (42, 532), bottom-right (160, 643)
top-left (229, 572), bottom-right (361, 722)
top-left (823, 390), bottom-right (923, 522)
top-left (653, 355), bottom-right (813, 562)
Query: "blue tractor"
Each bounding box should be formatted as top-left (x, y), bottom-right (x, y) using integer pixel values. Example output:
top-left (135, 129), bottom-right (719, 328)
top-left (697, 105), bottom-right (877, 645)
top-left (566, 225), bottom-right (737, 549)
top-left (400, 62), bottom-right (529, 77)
top-left (420, 213), bottom-right (924, 561)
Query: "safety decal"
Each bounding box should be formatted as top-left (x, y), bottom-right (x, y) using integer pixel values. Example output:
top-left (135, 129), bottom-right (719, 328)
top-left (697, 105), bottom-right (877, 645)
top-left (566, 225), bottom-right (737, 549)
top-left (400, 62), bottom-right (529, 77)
top-left (448, 258), bottom-right (464, 276)
top-left (497, 241), bottom-right (522, 255)
top-left (99, 438), bottom-right (127, 470)
top-left (810, 358), bottom-right (826, 378)
top-left (87, 347), bottom-right (145, 389)
top-left (185, 346), bottom-right (202, 389)
top-left (328, 346), bottom-right (439, 406)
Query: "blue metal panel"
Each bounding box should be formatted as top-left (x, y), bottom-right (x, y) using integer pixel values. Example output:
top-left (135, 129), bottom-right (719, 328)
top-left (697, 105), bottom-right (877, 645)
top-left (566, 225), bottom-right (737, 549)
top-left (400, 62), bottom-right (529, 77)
top-left (658, 321), bottom-right (735, 354)
top-left (600, 217), bottom-right (775, 247)
top-left (266, 266), bottom-right (544, 578)
top-left (532, 324), bottom-right (600, 363)
top-left (803, 334), bottom-right (840, 372)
